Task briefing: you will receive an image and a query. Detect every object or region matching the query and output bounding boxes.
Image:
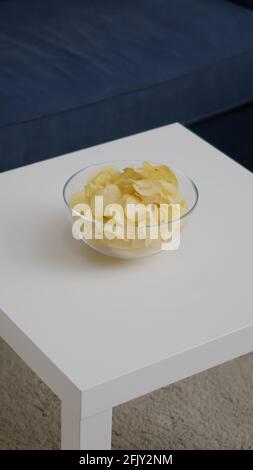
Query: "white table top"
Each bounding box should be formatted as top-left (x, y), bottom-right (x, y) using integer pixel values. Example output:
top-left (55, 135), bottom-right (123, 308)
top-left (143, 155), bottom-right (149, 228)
top-left (0, 124), bottom-right (252, 412)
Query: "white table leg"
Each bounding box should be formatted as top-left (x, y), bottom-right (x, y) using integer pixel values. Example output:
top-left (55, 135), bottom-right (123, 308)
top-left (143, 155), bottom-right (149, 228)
top-left (80, 409), bottom-right (112, 450)
top-left (61, 401), bottom-right (112, 450)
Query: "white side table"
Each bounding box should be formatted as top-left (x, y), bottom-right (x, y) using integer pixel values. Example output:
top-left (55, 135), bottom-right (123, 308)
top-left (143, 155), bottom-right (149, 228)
top-left (0, 124), bottom-right (252, 449)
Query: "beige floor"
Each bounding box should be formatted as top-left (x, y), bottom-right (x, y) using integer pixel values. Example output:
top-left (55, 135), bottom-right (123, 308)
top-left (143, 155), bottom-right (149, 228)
top-left (0, 338), bottom-right (253, 450)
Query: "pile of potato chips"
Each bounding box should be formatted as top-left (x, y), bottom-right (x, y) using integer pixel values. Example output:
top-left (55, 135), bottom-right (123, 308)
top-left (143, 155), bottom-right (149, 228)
top-left (69, 162), bottom-right (187, 254)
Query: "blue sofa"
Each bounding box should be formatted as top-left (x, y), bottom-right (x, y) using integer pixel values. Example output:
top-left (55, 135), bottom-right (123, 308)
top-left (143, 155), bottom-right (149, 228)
top-left (0, 0), bottom-right (253, 172)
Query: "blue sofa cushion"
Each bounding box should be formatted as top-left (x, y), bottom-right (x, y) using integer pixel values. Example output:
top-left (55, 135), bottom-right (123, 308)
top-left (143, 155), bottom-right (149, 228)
top-left (1, 0), bottom-right (253, 171)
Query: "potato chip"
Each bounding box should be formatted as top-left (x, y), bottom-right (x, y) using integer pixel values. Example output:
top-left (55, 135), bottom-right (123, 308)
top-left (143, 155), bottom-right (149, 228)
top-left (159, 180), bottom-right (177, 195)
top-left (84, 167), bottom-right (120, 199)
top-left (88, 166), bottom-right (119, 186)
top-left (133, 180), bottom-right (161, 197)
top-left (143, 162), bottom-right (178, 188)
top-left (112, 169), bottom-right (138, 195)
top-left (136, 161), bottom-right (176, 185)
top-left (101, 184), bottom-right (121, 206)
top-left (69, 190), bottom-right (86, 209)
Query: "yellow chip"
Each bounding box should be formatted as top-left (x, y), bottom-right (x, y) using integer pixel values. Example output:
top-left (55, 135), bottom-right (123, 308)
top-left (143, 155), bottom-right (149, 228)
top-left (133, 180), bottom-right (161, 197)
top-left (69, 190), bottom-right (86, 209)
top-left (139, 162), bottom-right (178, 188)
top-left (159, 180), bottom-right (177, 195)
top-left (100, 184), bottom-right (121, 206)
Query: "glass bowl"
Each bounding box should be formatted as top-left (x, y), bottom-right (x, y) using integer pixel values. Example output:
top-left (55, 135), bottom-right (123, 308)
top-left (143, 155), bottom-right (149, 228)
top-left (63, 160), bottom-right (198, 259)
